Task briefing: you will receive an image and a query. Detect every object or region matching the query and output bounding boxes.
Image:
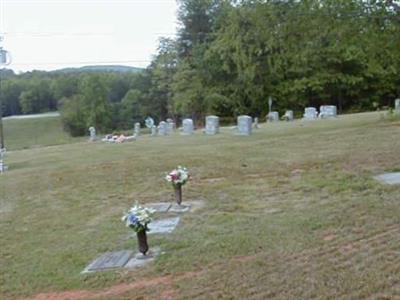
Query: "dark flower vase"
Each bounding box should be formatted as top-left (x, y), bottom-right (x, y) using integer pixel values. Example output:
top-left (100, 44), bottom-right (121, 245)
top-left (174, 184), bottom-right (182, 205)
top-left (136, 230), bottom-right (149, 255)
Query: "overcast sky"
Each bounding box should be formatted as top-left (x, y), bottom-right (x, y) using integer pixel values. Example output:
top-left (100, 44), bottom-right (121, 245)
top-left (0, 0), bottom-right (178, 72)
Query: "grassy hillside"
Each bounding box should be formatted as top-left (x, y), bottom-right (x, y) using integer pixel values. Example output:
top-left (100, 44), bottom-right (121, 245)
top-left (0, 112), bottom-right (399, 299)
top-left (2, 116), bottom-right (84, 150)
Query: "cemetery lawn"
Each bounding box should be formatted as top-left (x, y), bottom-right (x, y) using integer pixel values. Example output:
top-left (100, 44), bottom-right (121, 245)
top-left (2, 115), bottom-right (84, 151)
top-left (1, 112), bottom-right (400, 299)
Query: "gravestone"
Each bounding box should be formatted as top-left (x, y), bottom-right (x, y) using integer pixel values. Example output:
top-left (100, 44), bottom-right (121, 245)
top-left (303, 107), bottom-right (318, 120)
top-left (319, 105), bottom-right (337, 118)
top-left (253, 117), bottom-right (259, 129)
top-left (282, 110), bottom-right (294, 121)
top-left (134, 123), bottom-right (141, 137)
top-left (374, 172), bottom-right (400, 185)
top-left (148, 217), bottom-right (180, 234)
top-left (82, 250), bottom-right (132, 273)
top-left (88, 126), bottom-right (96, 141)
top-left (182, 118), bottom-right (194, 135)
top-left (145, 117), bottom-right (157, 136)
top-left (151, 126), bottom-right (157, 136)
top-left (237, 115), bottom-right (252, 135)
top-left (0, 148), bottom-right (7, 173)
top-left (145, 116), bottom-right (154, 128)
top-left (166, 118), bottom-right (175, 135)
top-left (158, 121), bottom-right (167, 136)
top-left (267, 111), bottom-right (279, 122)
top-left (395, 99), bottom-right (400, 113)
top-left (205, 115), bottom-right (219, 135)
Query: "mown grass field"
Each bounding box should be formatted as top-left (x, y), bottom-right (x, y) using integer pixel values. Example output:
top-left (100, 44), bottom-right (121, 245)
top-left (2, 115), bottom-right (84, 151)
top-left (0, 112), bottom-right (399, 299)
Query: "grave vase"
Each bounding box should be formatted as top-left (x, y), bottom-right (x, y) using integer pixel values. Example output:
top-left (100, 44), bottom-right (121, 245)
top-left (174, 184), bottom-right (182, 205)
top-left (136, 230), bottom-right (149, 255)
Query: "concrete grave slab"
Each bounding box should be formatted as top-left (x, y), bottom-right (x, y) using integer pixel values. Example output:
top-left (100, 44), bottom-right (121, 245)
top-left (124, 247), bottom-right (161, 269)
top-left (169, 203), bottom-right (191, 213)
top-left (374, 172), bottom-right (400, 185)
top-left (148, 217), bottom-right (180, 234)
top-left (146, 202), bottom-right (171, 213)
top-left (82, 250), bottom-right (133, 273)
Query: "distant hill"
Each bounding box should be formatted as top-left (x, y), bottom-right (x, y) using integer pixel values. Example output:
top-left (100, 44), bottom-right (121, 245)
top-left (52, 65), bottom-right (144, 74)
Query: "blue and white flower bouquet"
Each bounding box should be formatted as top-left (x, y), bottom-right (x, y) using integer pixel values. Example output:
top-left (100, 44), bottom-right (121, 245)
top-left (121, 203), bottom-right (156, 233)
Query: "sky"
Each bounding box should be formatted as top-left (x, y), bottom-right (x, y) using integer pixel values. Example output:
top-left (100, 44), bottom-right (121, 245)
top-left (0, 0), bottom-right (179, 72)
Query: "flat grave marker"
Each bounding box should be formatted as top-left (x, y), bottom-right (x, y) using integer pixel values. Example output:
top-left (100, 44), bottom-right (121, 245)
top-left (82, 250), bottom-right (132, 273)
top-left (374, 172), bottom-right (400, 185)
top-left (148, 217), bottom-right (180, 234)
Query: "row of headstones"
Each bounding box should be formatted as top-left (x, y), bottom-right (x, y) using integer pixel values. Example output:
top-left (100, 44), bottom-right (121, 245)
top-left (89, 101), bottom-right (399, 141)
top-left (267, 105), bottom-right (338, 122)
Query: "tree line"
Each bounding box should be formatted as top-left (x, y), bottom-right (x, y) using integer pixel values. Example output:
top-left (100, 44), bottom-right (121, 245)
top-left (1, 0), bottom-right (399, 136)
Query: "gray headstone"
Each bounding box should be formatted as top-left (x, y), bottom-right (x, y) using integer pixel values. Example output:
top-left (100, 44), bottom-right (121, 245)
top-left (237, 115), bottom-right (252, 135)
top-left (395, 99), bottom-right (400, 112)
top-left (148, 217), bottom-right (180, 234)
top-left (319, 105), bottom-right (337, 118)
top-left (283, 110), bottom-right (294, 121)
top-left (134, 123), bottom-right (141, 136)
top-left (83, 250), bottom-right (132, 273)
top-left (267, 111), bottom-right (279, 122)
top-left (158, 121), bottom-right (167, 136)
top-left (88, 126), bottom-right (96, 141)
top-left (303, 107), bottom-right (318, 120)
top-left (182, 119), bottom-right (194, 135)
top-left (205, 115), bottom-right (219, 135)
top-left (374, 172), bottom-right (400, 185)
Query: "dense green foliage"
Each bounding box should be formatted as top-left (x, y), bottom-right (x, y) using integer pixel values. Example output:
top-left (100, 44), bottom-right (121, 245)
top-left (0, 0), bottom-right (399, 135)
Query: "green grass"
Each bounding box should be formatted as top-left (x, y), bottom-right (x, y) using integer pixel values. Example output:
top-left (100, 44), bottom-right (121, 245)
top-left (2, 116), bottom-right (84, 150)
top-left (0, 112), bottom-right (400, 299)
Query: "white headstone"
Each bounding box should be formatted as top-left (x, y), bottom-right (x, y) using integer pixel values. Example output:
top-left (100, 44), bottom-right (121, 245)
top-left (205, 115), bottom-right (219, 135)
top-left (319, 105), bottom-right (337, 118)
top-left (166, 119), bottom-right (175, 135)
top-left (145, 117), bottom-right (155, 128)
top-left (182, 119), bottom-right (194, 135)
top-left (395, 99), bottom-right (400, 113)
top-left (88, 127), bottom-right (96, 141)
top-left (151, 126), bottom-right (157, 136)
top-left (237, 115), bottom-right (252, 135)
top-left (0, 148), bottom-right (7, 173)
top-left (134, 123), bottom-right (141, 136)
top-left (282, 110), bottom-right (294, 121)
top-left (267, 111), bottom-right (279, 122)
top-left (158, 121), bottom-right (167, 136)
top-left (303, 107), bottom-right (318, 120)
top-left (253, 117), bottom-right (259, 129)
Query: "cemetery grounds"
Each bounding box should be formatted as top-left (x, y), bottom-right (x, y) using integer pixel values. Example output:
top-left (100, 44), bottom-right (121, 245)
top-left (0, 112), bottom-right (399, 299)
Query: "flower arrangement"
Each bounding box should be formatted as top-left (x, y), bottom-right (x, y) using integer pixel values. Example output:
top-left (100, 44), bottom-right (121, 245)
top-left (165, 166), bottom-right (190, 187)
top-left (121, 203), bottom-right (156, 233)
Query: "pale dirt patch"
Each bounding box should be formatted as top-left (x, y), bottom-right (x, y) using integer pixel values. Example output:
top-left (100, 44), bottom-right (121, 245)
top-left (323, 234), bottom-right (337, 242)
top-left (25, 271), bottom-right (201, 300)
